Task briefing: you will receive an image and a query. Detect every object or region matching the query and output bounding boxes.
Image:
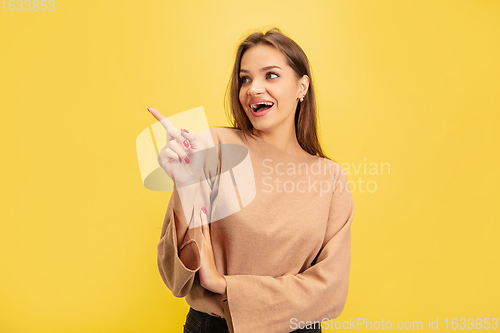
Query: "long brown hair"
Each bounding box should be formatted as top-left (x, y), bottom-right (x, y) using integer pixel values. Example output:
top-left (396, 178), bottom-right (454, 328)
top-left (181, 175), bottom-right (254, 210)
top-left (223, 27), bottom-right (332, 161)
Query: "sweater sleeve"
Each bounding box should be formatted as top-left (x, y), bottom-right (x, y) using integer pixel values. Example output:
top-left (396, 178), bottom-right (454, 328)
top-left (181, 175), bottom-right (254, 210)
top-left (156, 190), bottom-right (202, 297)
top-left (156, 127), bottom-right (221, 298)
top-left (221, 169), bottom-right (355, 333)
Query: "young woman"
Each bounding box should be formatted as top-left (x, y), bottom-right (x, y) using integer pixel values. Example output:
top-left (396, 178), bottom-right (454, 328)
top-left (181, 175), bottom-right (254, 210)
top-left (149, 27), bottom-right (355, 333)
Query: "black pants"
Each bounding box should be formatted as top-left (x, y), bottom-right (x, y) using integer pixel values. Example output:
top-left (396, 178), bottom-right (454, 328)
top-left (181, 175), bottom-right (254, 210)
top-left (183, 307), bottom-right (322, 333)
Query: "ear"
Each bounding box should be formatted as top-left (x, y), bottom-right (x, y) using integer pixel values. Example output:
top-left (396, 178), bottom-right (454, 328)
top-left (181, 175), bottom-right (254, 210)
top-left (298, 75), bottom-right (310, 96)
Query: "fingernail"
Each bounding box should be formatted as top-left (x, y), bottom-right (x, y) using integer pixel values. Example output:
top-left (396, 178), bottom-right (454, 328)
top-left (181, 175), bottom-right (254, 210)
top-left (184, 156), bottom-right (190, 164)
top-left (201, 207), bottom-right (206, 214)
top-left (147, 107), bottom-right (150, 111)
top-left (183, 140), bottom-right (189, 148)
top-left (182, 129), bottom-right (189, 133)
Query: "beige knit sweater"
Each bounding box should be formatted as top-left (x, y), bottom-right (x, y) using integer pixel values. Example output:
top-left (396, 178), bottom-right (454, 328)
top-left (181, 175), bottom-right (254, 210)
top-left (157, 127), bottom-right (355, 333)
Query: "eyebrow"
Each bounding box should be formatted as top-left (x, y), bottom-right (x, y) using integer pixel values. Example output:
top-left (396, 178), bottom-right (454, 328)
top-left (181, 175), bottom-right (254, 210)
top-left (239, 65), bottom-right (282, 74)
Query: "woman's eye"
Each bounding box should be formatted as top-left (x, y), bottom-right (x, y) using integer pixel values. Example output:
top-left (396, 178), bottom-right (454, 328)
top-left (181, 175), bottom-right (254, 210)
top-left (240, 76), bottom-right (250, 84)
top-left (267, 72), bottom-right (279, 79)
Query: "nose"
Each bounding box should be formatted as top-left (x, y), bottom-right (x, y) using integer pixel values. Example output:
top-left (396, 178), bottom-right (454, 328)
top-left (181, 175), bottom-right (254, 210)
top-left (247, 79), bottom-right (265, 96)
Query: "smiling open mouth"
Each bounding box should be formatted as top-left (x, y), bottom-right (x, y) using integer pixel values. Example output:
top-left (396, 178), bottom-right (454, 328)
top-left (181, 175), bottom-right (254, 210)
top-left (250, 102), bottom-right (274, 112)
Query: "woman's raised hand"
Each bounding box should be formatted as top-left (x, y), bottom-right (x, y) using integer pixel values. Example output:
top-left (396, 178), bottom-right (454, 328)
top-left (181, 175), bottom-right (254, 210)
top-left (147, 107), bottom-right (204, 188)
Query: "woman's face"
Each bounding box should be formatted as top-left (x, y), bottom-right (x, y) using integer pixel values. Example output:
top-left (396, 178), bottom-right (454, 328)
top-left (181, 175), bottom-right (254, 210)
top-left (238, 44), bottom-right (308, 135)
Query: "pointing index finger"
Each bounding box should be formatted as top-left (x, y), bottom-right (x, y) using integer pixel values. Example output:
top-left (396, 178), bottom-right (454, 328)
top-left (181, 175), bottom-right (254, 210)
top-left (147, 107), bottom-right (180, 139)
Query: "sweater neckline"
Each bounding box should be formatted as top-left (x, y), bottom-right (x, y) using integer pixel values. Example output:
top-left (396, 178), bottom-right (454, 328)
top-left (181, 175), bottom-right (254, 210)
top-left (244, 132), bottom-right (319, 162)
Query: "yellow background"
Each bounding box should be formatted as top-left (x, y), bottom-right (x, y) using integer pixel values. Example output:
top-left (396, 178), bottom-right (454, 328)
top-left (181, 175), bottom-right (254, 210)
top-left (1, 0), bottom-right (499, 332)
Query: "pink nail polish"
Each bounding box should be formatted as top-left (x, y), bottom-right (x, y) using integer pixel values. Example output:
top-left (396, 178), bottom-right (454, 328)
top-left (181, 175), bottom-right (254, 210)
top-left (182, 129), bottom-right (189, 133)
top-left (183, 140), bottom-right (189, 147)
top-left (201, 207), bottom-right (206, 214)
top-left (184, 156), bottom-right (190, 164)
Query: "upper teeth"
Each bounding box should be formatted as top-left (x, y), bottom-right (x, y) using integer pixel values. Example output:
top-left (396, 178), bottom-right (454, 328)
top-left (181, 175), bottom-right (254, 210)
top-left (250, 102), bottom-right (273, 109)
